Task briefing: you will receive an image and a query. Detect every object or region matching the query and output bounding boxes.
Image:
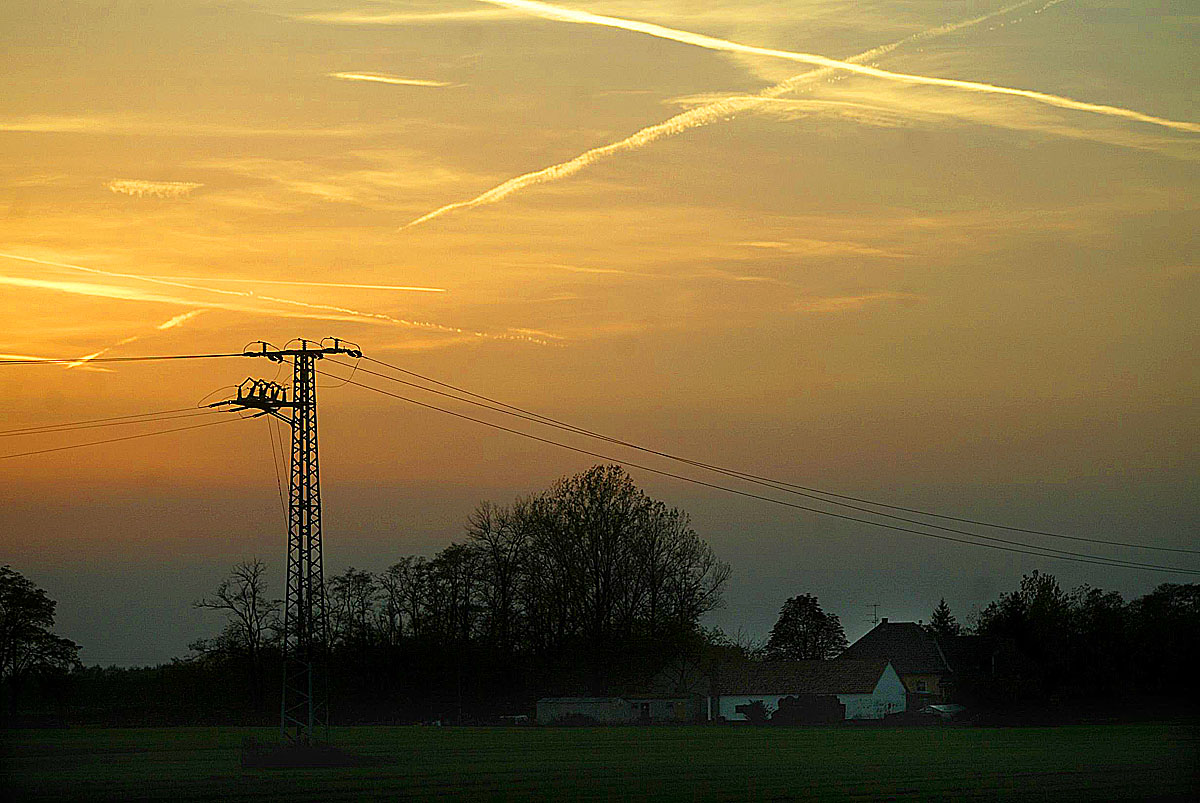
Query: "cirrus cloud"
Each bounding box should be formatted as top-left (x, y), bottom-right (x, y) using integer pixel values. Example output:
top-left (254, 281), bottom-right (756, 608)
top-left (106, 180), bottom-right (203, 199)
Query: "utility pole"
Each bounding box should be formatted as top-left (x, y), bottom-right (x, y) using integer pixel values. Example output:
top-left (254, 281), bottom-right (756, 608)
top-left (217, 338), bottom-right (362, 745)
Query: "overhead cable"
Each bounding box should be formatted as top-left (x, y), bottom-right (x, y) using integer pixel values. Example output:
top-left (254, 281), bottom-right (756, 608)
top-left (0, 352), bottom-right (249, 366)
top-left (0, 417), bottom-right (243, 461)
top-left (0, 408), bottom-right (221, 438)
top-left (317, 368), bottom-right (1200, 576)
top-left (345, 356), bottom-right (1199, 557)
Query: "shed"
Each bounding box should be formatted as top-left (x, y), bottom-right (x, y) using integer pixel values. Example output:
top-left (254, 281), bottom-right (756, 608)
top-left (713, 659), bottom-right (906, 721)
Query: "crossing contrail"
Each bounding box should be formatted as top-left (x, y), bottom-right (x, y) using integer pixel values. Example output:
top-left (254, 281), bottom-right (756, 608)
top-left (0, 253), bottom-right (551, 344)
top-left (403, 0), bottom-right (1051, 228)
top-left (66, 310), bottom-right (209, 369)
top-left (480, 0), bottom-right (1198, 131)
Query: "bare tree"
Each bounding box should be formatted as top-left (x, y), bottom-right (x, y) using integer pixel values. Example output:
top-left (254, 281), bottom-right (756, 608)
top-left (193, 559), bottom-right (280, 710)
top-left (328, 567), bottom-right (378, 648)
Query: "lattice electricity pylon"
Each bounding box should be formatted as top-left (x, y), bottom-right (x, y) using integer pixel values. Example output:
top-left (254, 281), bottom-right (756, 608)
top-left (215, 338), bottom-right (362, 745)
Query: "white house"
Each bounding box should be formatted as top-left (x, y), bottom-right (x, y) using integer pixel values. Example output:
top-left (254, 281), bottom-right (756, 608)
top-left (712, 659), bottom-right (906, 722)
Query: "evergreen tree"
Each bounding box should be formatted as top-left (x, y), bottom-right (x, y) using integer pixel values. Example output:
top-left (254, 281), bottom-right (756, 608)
top-left (928, 597), bottom-right (961, 637)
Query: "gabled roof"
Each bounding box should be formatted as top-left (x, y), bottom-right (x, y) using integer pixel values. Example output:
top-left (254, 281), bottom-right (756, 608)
top-left (838, 622), bottom-right (951, 676)
top-left (716, 659), bottom-right (891, 696)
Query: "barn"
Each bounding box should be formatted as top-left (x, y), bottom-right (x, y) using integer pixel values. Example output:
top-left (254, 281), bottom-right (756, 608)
top-left (712, 659), bottom-right (906, 722)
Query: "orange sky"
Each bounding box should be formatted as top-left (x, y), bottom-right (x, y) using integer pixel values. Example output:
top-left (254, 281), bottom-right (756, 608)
top-left (1, 0), bottom-right (1196, 663)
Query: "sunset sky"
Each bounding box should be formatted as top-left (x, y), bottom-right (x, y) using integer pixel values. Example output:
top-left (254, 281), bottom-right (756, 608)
top-left (1, 0), bottom-right (1196, 665)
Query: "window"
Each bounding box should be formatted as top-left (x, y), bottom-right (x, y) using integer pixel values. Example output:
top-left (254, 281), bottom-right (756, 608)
top-left (915, 680), bottom-right (928, 692)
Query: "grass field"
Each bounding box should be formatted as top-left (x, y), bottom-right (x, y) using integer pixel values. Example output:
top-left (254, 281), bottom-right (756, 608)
top-left (2, 722), bottom-right (1197, 801)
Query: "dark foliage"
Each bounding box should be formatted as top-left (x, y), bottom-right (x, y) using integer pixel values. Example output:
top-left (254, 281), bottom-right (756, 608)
top-left (0, 565), bottom-right (81, 722)
top-left (965, 572), bottom-right (1200, 714)
top-left (734, 699), bottom-right (769, 724)
top-left (927, 598), bottom-right (960, 638)
top-left (764, 594), bottom-right (847, 660)
top-left (772, 694), bottom-right (845, 724)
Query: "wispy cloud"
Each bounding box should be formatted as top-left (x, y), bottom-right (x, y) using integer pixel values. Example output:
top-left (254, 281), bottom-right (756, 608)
top-left (0, 252), bottom-right (551, 343)
top-left (736, 239), bottom-right (909, 259)
top-left (329, 72), bottom-right (453, 88)
top-left (0, 115), bottom-right (379, 138)
top-left (299, 8), bottom-right (513, 25)
top-left (794, 292), bottom-right (921, 313)
top-left (480, 0), bottom-right (1199, 133)
top-left (203, 154), bottom-right (477, 209)
top-left (106, 179), bottom-right (203, 199)
top-left (699, 96), bottom-right (920, 129)
top-left (144, 276), bottom-right (447, 293)
top-left (401, 1), bottom-right (1060, 228)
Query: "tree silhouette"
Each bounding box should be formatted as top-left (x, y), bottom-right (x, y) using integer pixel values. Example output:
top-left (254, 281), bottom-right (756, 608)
top-left (0, 565), bottom-right (80, 719)
top-left (764, 594), bottom-right (847, 660)
top-left (192, 559), bottom-right (279, 711)
top-left (928, 598), bottom-right (961, 637)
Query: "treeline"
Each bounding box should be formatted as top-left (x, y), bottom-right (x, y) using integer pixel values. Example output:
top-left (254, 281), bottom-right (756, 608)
top-left (5, 466), bottom-right (1198, 726)
top-left (27, 466), bottom-right (730, 725)
top-left (958, 571), bottom-right (1199, 712)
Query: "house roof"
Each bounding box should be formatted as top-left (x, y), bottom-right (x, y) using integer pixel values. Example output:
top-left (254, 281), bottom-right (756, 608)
top-left (715, 659), bottom-right (891, 696)
top-left (838, 622), bottom-right (951, 676)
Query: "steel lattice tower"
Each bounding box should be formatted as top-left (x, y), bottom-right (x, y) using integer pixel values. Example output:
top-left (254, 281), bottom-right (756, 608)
top-left (223, 338), bottom-right (361, 744)
top-left (281, 349), bottom-right (328, 742)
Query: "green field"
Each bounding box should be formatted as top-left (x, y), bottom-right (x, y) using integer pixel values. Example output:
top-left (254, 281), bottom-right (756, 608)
top-left (2, 723), bottom-right (1196, 801)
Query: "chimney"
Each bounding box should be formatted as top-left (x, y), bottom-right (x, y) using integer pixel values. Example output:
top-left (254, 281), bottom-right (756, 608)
top-left (880, 617), bottom-right (888, 624)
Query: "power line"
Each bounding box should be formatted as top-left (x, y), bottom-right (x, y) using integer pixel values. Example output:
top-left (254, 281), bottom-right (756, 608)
top-left (346, 356), bottom-right (1199, 558)
top-left (0, 406), bottom-right (211, 436)
top-left (0, 416), bottom-right (243, 461)
top-left (317, 369), bottom-right (1200, 576)
top-left (0, 408), bottom-right (220, 438)
top-left (0, 352), bottom-right (249, 366)
top-left (266, 416), bottom-right (288, 518)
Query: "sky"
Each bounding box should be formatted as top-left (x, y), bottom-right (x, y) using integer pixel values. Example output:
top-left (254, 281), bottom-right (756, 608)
top-left (0, 0), bottom-right (1196, 665)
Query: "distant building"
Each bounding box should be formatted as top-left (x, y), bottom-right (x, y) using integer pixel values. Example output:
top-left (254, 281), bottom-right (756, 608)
top-left (712, 659), bottom-right (906, 721)
top-left (838, 619), bottom-right (952, 707)
top-left (838, 619), bottom-right (1025, 706)
top-left (536, 695), bottom-right (703, 725)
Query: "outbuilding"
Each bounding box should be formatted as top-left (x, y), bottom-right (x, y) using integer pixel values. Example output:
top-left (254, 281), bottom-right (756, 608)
top-left (536, 695), bottom-right (702, 725)
top-left (712, 659), bottom-right (906, 722)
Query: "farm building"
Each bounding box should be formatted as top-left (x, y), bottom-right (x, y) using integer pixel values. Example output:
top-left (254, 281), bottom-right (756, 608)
top-left (838, 619), bottom-right (1027, 705)
top-left (838, 619), bottom-right (952, 706)
top-left (536, 695), bottom-right (703, 725)
top-left (713, 659), bottom-right (906, 722)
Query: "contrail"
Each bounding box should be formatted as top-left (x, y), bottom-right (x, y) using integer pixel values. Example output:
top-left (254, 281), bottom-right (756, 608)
top-left (0, 253), bottom-right (550, 344)
top-left (329, 72), bottom-right (452, 87)
top-left (66, 310), bottom-right (209, 369)
top-left (0, 352), bottom-right (111, 372)
top-left (156, 309), bottom-right (207, 330)
top-left (480, 0), bottom-right (1197, 132)
top-left (404, 1), bottom-right (1047, 228)
top-left (143, 275), bottom-right (447, 292)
